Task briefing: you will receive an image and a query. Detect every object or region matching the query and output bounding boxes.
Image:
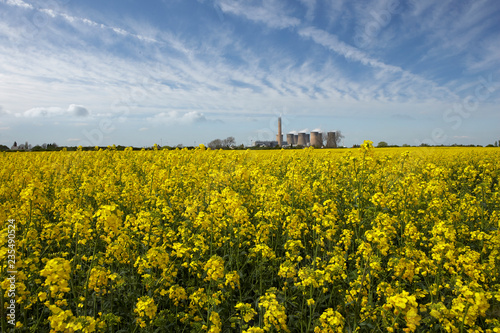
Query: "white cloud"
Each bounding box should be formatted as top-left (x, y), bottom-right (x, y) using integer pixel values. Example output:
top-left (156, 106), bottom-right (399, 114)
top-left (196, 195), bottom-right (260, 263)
top-left (20, 105), bottom-right (90, 118)
top-left (5, 0), bottom-right (33, 9)
top-left (22, 107), bottom-right (65, 118)
top-left (40, 8), bottom-right (57, 18)
top-left (148, 111), bottom-right (207, 125)
top-left (184, 111), bottom-right (207, 123)
top-left (68, 104), bottom-right (90, 117)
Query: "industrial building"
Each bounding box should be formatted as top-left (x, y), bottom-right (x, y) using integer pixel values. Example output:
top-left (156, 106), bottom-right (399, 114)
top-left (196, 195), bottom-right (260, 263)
top-left (252, 140), bottom-right (281, 148)
top-left (251, 117), bottom-right (339, 148)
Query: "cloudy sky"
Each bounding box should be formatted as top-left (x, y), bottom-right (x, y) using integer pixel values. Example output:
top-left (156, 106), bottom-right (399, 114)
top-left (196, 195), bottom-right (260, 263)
top-left (0, 0), bottom-right (499, 147)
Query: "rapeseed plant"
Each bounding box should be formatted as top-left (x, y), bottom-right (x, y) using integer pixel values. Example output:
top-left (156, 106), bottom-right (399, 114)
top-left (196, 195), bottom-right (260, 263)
top-left (0, 146), bottom-right (499, 331)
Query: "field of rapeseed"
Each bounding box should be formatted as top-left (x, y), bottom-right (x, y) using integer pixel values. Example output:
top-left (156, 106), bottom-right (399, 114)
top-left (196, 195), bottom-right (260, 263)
top-left (1, 143), bottom-right (499, 332)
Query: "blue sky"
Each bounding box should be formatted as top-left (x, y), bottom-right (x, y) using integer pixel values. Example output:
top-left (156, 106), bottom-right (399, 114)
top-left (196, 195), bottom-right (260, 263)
top-left (0, 0), bottom-right (499, 147)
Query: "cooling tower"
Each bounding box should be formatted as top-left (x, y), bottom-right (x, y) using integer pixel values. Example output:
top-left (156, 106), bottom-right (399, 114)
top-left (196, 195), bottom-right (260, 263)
top-left (294, 134), bottom-right (298, 144)
top-left (326, 132), bottom-right (337, 148)
top-left (286, 133), bottom-right (294, 145)
top-left (306, 134), bottom-right (310, 145)
top-left (297, 133), bottom-right (307, 146)
top-left (310, 131), bottom-right (322, 147)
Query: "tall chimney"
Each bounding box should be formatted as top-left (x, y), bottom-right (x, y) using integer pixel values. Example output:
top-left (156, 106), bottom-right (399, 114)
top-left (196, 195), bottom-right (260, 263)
top-left (278, 117), bottom-right (282, 147)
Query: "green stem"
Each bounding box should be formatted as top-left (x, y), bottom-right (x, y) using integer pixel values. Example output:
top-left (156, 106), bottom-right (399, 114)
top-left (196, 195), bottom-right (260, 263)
top-left (459, 303), bottom-right (471, 333)
top-left (84, 229), bottom-right (100, 316)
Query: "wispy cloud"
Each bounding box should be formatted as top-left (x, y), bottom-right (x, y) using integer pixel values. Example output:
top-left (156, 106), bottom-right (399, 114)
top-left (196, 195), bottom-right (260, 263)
top-left (299, 0), bottom-right (317, 21)
top-left (217, 0), bottom-right (300, 29)
top-left (394, 1), bottom-right (500, 73)
top-left (463, 33), bottom-right (500, 75)
top-left (0, 0), bottom-right (479, 118)
top-left (2, 0), bottom-right (159, 43)
top-left (298, 26), bottom-right (399, 73)
top-left (216, 1), bottom-right (458, 102)
top-left (0, 0), bottom-right (498, 147)
top-left (4, 0), bottom-right (32, 9)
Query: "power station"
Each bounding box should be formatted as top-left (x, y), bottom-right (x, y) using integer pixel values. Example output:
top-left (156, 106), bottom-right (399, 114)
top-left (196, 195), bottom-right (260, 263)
top-left (252, 117), bottom-right (338, 148)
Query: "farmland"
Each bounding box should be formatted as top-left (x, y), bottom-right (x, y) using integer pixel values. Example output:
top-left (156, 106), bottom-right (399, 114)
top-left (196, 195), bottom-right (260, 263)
top-left (1, 143), bottom-right (499, 332)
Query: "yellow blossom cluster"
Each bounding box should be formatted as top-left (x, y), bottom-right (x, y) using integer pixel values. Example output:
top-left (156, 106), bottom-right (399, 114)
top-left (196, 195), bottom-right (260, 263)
top-left (235, 302), bottom-right (258, 323)
top-left (134, 296), bottom-right (157, 328)
top-left (258, 288), bottom-right (290, 332)
top-left (314, 308), bottom-right (344, 333)
top-left (204, 255), bottom-right (225, 282)
top-left (87, 267), bottom-right (113, 294)
top-left (40, 258), bottom-right (71, 299)
top-left (0, 145), bottom-right (499, 331)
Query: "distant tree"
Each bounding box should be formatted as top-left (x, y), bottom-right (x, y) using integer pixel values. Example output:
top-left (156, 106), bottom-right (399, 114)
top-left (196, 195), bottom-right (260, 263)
top-left (11, 141), bottom-right (17, 150)
top-left (0, 144), bottom-right (10, 151)
top-left (377, 141), bottom-right (388, 148)
top-left (47, 143), bottom-right (58, 151)
top-left (31, 145), bottom-right (44, 151)
top-left (486, 144), bottom-right (495, 147)
top-left (222, 136), bottom-right (236, 148)
top-left (208, 139), bottom-right (223, 149)
top-left (402, 144), bottom-right (411, 147)
top-left (208, 137), bottom-right (236, 149)
top-left (495, 140), bottom-right (499, 147)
